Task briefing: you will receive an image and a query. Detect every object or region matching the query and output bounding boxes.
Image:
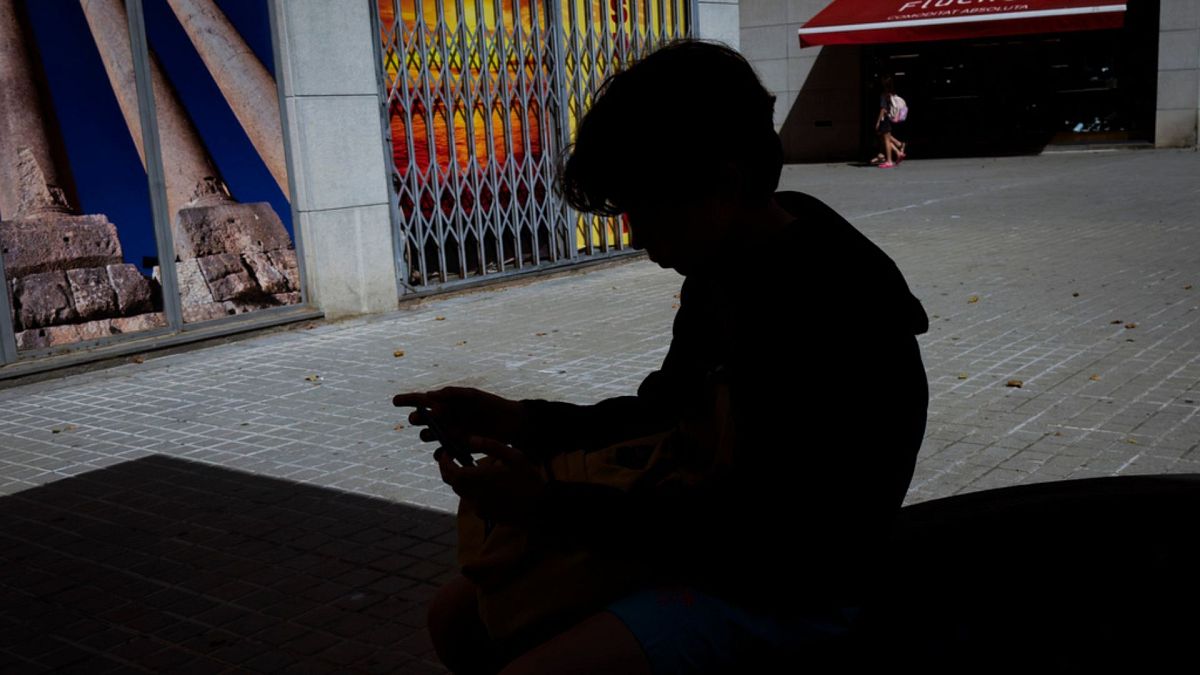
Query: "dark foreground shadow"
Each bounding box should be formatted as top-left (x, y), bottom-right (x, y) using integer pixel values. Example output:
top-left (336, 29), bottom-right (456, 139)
top-left (859, 474), bottom-right (1200, 673)
top-left (0, 455), bottom-right (456, 673)
top-left (5, 456), bottom-right (1196, 673)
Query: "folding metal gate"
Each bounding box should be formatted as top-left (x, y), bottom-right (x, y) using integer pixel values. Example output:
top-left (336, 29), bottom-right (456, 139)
top-left (375, 0), bottom-right (692, 291)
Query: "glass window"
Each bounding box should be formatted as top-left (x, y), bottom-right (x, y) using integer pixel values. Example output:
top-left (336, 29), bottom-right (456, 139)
top-left (143, 0), bottom-right (301, 324)
top-left (1, 0), bottom-right (167, 352)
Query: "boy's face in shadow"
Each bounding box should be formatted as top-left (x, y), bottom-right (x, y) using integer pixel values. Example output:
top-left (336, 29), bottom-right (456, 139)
top-left (624, 188), bottom-right (737, 277)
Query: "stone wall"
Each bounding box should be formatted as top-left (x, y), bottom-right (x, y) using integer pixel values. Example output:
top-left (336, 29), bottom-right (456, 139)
top-left (698, 0), bottom-right (741, 50)
top-left (740, 0), bottom-right (862, 162)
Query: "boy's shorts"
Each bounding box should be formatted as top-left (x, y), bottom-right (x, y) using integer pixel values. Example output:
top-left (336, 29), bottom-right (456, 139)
top-left (605, 586), bottom-right (858, 674)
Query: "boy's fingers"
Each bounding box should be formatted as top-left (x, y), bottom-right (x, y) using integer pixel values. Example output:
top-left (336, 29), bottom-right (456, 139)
top-left (468, 436), bottom-right (524, 464)
top-left (392, 392), bottom-right (430, 408)
top-left (435, 448), bottom-right (461, 486)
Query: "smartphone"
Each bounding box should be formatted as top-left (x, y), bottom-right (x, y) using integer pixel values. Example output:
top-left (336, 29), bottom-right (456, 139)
top-left (420, 408), bottom-right (475, 467)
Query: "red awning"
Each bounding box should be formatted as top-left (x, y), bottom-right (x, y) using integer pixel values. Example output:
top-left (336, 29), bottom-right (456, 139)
top-left (799, 0), bottom-right (1126, 48)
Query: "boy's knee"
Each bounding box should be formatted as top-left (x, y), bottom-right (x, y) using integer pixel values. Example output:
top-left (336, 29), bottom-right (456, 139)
top-left (428, 576), bottom-right (495, 673)
top-left (428, 576), bottom-right (476, 637)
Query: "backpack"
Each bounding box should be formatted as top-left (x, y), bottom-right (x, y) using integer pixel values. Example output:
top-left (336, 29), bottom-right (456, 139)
top-left (889, 94), bottom-right (908, 123)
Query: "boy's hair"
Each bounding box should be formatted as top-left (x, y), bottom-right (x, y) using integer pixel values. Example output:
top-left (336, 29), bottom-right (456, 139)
top-left (559, 40), bottom-right (782, 216)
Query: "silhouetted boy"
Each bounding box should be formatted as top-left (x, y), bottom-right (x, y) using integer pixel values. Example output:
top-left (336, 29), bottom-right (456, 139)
top-left (396, 39), bottom-right (928, 674)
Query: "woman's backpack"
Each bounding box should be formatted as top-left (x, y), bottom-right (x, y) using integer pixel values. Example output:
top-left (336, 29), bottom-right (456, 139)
top-left (889, 94), bottom-right (908, 123)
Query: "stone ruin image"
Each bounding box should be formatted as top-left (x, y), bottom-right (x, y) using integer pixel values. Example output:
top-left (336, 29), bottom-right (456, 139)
top-left (1, 212), bottom-right (167, 351)
top-left (165, 196), bottom-right (301, 324)
top-left (0, 0), bottom-right (299, 350)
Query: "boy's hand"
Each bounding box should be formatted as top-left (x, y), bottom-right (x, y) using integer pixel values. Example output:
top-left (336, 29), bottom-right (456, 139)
top-left (393, 387), bottom-right (526, 445)
top-left (435, 436), bottom-right (546, 522)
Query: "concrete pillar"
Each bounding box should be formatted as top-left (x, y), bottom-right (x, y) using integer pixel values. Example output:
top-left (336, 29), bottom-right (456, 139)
top-left (165, 0), bottom-right (290, 199)
top-left (698, 0), bottom-right (741, 51)
top-left (0, 0), bottom-right (75, 218)
top-left (79, 0), bottom-right (232, 219)
top-left (272, 0), bottom-right (398, 319)
top-left (1155, 0), bottom-right (1200, 148)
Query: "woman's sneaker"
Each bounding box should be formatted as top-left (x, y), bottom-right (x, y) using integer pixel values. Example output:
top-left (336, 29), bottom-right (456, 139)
top-left (878, 161), bottom-right (895, 168)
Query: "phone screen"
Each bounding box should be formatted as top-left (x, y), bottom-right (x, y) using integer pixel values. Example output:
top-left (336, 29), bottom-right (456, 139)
top-left (421, 408), bottom-right (475, 467)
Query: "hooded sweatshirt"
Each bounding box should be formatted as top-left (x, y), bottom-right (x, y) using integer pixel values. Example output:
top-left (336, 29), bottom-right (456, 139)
top-left (513, 191), bottom-right (929, 614)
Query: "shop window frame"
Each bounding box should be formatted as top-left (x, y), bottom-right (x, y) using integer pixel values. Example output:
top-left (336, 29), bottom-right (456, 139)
top-left (0, 0), bottom-right (320, 376)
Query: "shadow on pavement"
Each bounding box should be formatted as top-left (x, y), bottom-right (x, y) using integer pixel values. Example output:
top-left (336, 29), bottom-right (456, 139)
top-left (0, 455), bottom-right (456, 673)
top-left (863, 474), bottom-right (1200, 672)
top-left (6, 455), bottom-right (1197, 673)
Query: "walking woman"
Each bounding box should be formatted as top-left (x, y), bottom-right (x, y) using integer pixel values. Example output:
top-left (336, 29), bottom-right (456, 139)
top-left (873, 76), bottom-right (906, 168)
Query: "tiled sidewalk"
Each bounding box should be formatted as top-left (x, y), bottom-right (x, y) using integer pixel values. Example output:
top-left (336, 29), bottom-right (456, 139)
top-left (2, 149), bottom-right (1199, 671)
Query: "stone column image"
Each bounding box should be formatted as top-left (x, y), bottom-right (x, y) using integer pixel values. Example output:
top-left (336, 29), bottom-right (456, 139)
top-left (0, 0), bottom-right (165, 350)
top-left (165, 0), bottom-right (289, 201)
top-left (81, 0), bottom-right (300, 324)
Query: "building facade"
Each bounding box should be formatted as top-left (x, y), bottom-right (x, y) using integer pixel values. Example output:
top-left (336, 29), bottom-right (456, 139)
top-left (0, 0), bottom-right (740, 376)
top-left (5, 0), bottom-right (1189, 376)
top-left (741, 0), bottom-right (1200, 161)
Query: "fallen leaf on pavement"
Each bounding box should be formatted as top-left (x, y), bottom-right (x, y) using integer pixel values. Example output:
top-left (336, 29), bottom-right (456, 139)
top-left (1072, 292), bottom-right (1080, 297)
top-left (967, 295), bottom-right (979, 304)
top-left (1110, 320), bottom-right (1122, 324)
top-left (1124, 322), bottom-right (1137, 329)
top-left (957, 373), bottom-right (968, 380)
top-left (305, 374), bottom-right (321, 382)
top-left (1089, 374), bottom-right (1101, 381)
top-left (132, 355), bottom-right (145, 364)
top-left (1185, 285), bottom-right (1193, 290)
top-left (394, 350), bottom-right (405, 358)
top-left (435, 316), bottom-right (446, 321)
top-left (1006, 379), bottom-right (1023, 388)
top-left (535, 332), bottom-right (547, 337)
top-left (456, 341), bottom-right (468, 346)
top-left (394, 423), bottom-right (405, 431)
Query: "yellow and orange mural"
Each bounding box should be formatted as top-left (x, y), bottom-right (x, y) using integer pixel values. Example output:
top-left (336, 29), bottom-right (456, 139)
top-left (379, 0), bottom-right (546, 178)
